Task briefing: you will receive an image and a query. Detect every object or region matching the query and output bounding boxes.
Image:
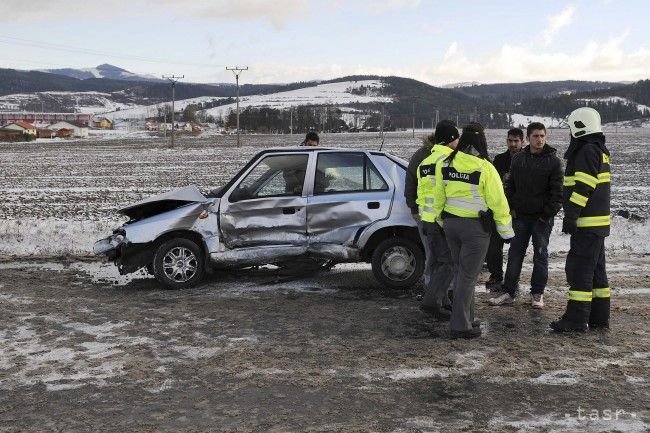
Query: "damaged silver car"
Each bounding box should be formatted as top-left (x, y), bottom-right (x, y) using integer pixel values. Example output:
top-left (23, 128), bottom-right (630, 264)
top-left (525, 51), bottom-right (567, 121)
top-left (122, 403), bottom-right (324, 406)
top-left (94, 148), bottom-right (424, 289)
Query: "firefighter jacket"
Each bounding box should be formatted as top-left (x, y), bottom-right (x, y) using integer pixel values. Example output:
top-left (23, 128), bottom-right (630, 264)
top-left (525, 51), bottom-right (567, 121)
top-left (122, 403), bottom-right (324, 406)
top-left (433, 151), bottom-right (514, 239)
top-left (563, 133), bottom-right (611, 237)
top-left (416, 144), bottom-right (453, 223)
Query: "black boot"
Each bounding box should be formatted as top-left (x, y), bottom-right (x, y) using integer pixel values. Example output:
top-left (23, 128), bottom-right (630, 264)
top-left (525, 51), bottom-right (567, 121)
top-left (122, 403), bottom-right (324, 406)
top-left (589, 298), bottom-right (610, 329)
top-left (550, 300), bottom-right (590, 333)
top-left (420, 304), bottom-right (451, 321)
top-left (450, 327), bottom-right (482, 339)
top-left (550, 317), bottom-right (587, 332)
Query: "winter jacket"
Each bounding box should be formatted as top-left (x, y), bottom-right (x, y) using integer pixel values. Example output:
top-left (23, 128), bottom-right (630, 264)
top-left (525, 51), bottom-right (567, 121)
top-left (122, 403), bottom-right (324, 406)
top-left (505, 144), bottom-right (563, 219)
top-left (433, 151), bottom-right (514, 239)
top-left (492, 150), bottom-right (514, 180)
top-left (405, 142), bottom-right (434, 213)
top-left (563, 133), bottom-right (611, 237)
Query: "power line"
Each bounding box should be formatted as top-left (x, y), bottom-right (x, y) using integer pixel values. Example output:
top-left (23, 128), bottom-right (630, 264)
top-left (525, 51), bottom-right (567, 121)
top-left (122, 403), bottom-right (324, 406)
top-left (0, 35), bottom-right (221, 68)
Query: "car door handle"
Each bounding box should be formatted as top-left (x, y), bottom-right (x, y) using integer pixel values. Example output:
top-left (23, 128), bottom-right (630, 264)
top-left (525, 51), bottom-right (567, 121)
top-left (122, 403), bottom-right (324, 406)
top-left (367, 202), bottom-right (380, 209)
top-left (282, 207), bottom-right (296, 214)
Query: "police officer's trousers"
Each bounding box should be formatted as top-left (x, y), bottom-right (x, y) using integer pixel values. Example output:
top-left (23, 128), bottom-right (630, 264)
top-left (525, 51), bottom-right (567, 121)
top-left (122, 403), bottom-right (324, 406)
top-left (421, 221), bottom-right (453, 310)
top-left (443, 217), bottom-right (490, 332)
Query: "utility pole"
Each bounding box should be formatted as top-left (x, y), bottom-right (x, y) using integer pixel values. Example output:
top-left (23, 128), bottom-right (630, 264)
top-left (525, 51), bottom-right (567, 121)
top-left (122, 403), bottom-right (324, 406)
top-left (412, 99), bottom-right (416, 138)
top-left (226, 66), bottom-right (248, 146)
top-left (290, 109), bottom-right (293, 135)
top-left (435, 109), bottom-right (439, 126)
top-left (162, 74), bottom-right (183, 148)
top-left (380, 103), bottom-right (385, 138)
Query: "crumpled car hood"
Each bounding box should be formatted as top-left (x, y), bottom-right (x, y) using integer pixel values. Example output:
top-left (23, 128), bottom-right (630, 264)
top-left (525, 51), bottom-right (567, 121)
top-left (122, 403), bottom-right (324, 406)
top-left (119, 184), bottom-right (208, 220)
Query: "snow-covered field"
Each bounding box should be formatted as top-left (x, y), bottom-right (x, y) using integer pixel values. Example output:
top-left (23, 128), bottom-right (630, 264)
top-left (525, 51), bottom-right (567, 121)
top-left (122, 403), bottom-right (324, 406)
top-left (0, 129), bottom-right (647, 258)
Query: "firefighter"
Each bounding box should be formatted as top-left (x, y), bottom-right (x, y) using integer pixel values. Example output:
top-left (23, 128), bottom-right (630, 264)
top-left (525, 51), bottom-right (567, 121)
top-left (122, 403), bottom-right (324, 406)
top-left (433, 123), bottom-right (514, 339)
top-left (551, 107), bottom-right (611, 332)
top-left (416, 120), bottom-right (460, 320)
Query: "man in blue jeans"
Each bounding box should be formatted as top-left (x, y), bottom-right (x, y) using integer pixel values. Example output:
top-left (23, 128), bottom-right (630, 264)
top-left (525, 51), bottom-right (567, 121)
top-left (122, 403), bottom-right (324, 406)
top-left (489, 122), bottom-right (563, 308)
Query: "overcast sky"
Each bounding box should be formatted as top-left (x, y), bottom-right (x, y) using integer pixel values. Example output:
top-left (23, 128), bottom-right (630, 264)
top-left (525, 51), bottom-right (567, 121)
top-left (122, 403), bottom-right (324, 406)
top-left (1, 0), bottom-right (648, 85)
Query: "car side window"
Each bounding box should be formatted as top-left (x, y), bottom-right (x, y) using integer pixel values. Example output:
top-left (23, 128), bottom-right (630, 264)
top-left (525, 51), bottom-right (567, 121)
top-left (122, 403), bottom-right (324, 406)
top-left (230, 154), bottom-right (309, 201)
top-left (315, 153), bottom-right (388, 195)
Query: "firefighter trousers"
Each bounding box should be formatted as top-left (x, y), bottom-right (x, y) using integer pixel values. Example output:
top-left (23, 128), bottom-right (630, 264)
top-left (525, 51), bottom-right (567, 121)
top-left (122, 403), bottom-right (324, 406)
top-left (564, 232), bottom-right (610, 325)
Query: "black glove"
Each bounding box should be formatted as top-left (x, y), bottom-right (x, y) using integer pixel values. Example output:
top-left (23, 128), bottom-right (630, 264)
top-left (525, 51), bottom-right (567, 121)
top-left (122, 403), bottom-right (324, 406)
top-left (562, 218), bottom-right (577, 234)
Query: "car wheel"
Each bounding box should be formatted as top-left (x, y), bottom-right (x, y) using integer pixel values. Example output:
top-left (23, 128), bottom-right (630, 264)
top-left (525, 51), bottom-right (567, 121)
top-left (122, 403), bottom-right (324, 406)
top-left (371, 237), bottom-right (424, 289)
top-left (153, 238), bottom-right (205, 289)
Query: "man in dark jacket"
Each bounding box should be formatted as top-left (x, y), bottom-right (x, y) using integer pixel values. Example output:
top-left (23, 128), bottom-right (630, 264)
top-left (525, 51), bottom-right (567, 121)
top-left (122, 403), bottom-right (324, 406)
top-left (551, 107), bottom-right (611, 332)
top-left (485, 128), bottom-right (524, 290)
top-left (489, 122), bottom-right (563, 308)
top-left (405, 120), bottom-right (458, 289)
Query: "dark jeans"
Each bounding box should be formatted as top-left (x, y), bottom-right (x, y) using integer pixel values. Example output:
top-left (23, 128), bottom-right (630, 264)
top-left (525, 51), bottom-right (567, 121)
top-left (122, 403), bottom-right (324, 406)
top-left (486, 230), bottom-right (504, 280)
top-left (503, 216), bottom-right (553, 297)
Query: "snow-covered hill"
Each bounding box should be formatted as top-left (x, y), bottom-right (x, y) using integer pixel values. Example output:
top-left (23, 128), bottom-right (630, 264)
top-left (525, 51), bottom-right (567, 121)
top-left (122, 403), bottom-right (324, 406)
top-left (201, 80), bottom-right (391, 117)
top-left (41, 64), bottom-right (160, 82)
top-left (101, 80), bottom-right (392, 121)
top-left (0, 91), bottom-right (143, 114)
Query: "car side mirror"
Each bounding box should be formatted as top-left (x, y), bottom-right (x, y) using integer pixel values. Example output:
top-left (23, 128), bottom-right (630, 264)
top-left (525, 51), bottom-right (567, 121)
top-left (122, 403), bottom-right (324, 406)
top-left (229, 186), bottom-right (250, 202)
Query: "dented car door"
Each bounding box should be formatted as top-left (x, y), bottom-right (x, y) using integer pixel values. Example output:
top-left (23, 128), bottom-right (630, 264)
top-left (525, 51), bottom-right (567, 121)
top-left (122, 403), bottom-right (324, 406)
top-left (219, 153), bottom-right (309, 248)
top-left (306, 151), bottom-right (392, 246)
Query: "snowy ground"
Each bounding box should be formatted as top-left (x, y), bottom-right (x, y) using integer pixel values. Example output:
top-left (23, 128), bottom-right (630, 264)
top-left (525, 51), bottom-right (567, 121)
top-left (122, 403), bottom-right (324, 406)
top-left (0, 257), bottom-right (648, 431)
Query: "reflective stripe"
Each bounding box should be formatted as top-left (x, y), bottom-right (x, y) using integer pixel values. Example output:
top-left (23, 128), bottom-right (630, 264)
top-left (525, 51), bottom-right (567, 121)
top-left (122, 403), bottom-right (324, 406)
top-left (425, 198), bottom-right (434, 204)
top-left (420, 205), bottom-right (434, 214)
top-left (593, 287), bottom-right (611, 299)
top-left (574, 171), bottom-right (598, 188)
top-left (577, 215), bottom-right (611, 227)
top-left (568, 290), bottom-right (592, 302)
top-left (446, 197), bottom-right (487, 212)
top-left (569, 191), bottom-right (588, 207)
top-left (597, 172), bottom-right (611, 183)
top-left (563, 176), bottom-right (576, 186)
top-left (497, 223), bottom-right (514, 238)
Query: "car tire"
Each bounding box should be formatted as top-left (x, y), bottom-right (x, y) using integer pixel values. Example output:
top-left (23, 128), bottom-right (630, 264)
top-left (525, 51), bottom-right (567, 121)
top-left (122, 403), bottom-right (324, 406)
top-left (371, 237), bottom-right (424, 289)
top-left (153, 238), bottom-right (205, 289)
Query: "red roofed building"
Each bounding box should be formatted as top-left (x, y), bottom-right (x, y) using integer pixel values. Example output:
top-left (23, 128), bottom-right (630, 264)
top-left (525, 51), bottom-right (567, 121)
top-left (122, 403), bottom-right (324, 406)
top-left (3, 121), bottom-right (37, 136)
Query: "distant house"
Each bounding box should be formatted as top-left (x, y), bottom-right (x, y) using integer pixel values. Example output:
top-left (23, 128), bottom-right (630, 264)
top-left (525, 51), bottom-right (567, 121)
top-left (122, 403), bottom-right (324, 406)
top-left (3, 121), bottom-right (37, 136)
top-left (0, 127), bottom-right (26, 141)
top-left (37, 128), bottom-right (54, 138)
top-left (92, 117), bottom-right (113, 129)
top-left (48, 121), bottom-right (89, 138)
top-left (55, 128), bottom-right (73, 139)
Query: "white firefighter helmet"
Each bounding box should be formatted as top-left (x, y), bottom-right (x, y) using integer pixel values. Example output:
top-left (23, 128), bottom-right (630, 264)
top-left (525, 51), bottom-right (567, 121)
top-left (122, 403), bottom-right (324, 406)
top-left (568, 107), bottom-right (602, 138)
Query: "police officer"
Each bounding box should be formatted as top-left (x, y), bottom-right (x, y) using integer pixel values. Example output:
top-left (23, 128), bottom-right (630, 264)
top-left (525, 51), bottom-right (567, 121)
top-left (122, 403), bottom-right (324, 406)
top-left (551, 107), bottom-right (611, 332)
top-left (416, 120), bottom-right (460, 319)
top-left (433, 123), bottom-right (514, 339)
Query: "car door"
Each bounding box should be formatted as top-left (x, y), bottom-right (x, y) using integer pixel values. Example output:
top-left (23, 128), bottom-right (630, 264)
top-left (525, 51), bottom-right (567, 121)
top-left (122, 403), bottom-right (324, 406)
top-left (220, 153), bottom-right (309, 248)
top-left (306, 151), bottom-right (392, 245)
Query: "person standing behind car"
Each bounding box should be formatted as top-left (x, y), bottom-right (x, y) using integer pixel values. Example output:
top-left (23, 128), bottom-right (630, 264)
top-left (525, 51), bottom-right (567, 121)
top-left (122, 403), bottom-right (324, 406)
top-left (433, 123), bottom-right (514, 339)
top-left (406, 120), bottom-right (459, 291)
top-left (489, 123), bottom-right (563, 309)
top-left (300, 131), bottom-right (319, 146)
top-left (416, 120), bottom-right (460, 320)
top-left (485, 128), bottom-right (524, 291)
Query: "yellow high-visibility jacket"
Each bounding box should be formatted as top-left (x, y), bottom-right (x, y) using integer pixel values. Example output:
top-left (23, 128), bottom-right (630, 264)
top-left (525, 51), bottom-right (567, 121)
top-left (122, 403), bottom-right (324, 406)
top-left (416, 144), bottom-right (453, 223)
top-left (433, 151), bottom-right (514, 239)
